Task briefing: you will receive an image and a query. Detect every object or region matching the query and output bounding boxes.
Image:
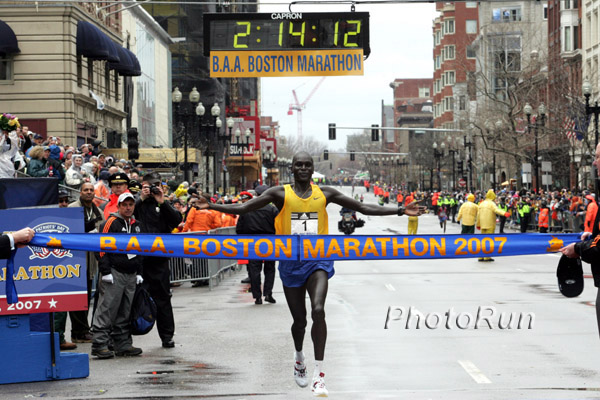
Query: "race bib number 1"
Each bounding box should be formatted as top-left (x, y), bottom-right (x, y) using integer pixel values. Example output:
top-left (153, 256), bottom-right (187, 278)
top-left (291, 212), bottom-right (318, 235)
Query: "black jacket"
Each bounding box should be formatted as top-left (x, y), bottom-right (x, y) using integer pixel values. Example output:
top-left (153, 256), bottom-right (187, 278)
top-left (134, 196), bottom-right (182, 234)
top-left (97, 213), bottom-right (143, 275)
top-left (0, 234), bottom-right (12, 259)
top-left (236, 203), bottom-right (278, 235)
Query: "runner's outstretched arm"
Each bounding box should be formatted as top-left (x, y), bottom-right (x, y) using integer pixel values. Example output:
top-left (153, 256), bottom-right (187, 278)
top-left (321, 186), bottom-right (426, 216)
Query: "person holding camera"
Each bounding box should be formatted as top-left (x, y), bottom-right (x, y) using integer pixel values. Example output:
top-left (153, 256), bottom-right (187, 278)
top-left (103, 173), bottom-right (130, 219)
top-left (67, 181), bottom-right (105, 343)
top-left (134, 172), bottom-right (182, 348)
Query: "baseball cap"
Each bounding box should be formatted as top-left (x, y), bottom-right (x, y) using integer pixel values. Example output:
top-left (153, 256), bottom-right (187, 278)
top-left (34, 134), bottom-right (43, 140)
top-left (239, 191), bottom-right (253, 200)
top-left (255, 185), bottom-right (269, 196)
top-left (557, 254), bottom-right (584, 298)
top-left (58, 188), bottom-right (69, 198)
top-left (118, 192), bottom-right (135, 204)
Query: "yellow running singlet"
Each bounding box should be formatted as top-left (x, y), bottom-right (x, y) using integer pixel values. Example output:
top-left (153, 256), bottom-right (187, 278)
top-left (274, 184), bottom-right (328, 235)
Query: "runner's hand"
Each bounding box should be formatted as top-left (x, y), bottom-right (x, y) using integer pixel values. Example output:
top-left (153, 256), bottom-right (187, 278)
top-left (404, 201), bottom-right (426, 216)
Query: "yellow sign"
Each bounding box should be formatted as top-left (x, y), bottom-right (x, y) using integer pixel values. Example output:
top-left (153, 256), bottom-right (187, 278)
top-left (209, 49), bottom-right (364, 77)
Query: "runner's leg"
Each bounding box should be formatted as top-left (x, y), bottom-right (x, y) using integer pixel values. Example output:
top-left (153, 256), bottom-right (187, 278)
top-left (306, 269), bottom-right (328, 361)
top-left (283, 285), bottom-right (308, 352)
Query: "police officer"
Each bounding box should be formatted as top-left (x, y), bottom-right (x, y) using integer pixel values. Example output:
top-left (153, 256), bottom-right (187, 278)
top-left (134, 172), bottom-right (182, 348)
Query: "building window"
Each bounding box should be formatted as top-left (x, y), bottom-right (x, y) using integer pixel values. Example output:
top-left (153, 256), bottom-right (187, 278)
top-left (466, 1), bottom-right (477, 7)
top-left (444, 19), bottom-right (455, 35)
top-left (105, 63), bottom-right (110, 97)
top-left (444, 97), bottom-right (454, 112)
top-left (564, 26), bottom-right (572, 52)
top-left (435, 55), bottom-right (441, 69)
top-left (543, 4), bottom-right (548, 20)
top-left (445, 45), bottom-right (455, 60)
top-left (0, 57), bottom-right (13, 81)
top-left (114, 70), bottom-right (119, 100)
top-left (492, 6), bottom-right (522, 23)
top-left (445, 71), bottom-right (455, 85)
top-left (459, 95), bottom-right (466, 111)
top-left (88, 59), bottom-right (94, 90)
top-left (466, 20), bottom-right (477, 34)
top-left (467, 45), bottom-right (476, 58)
top-left (564, 0), bottom-right (579, 9)
top-left (77, 54), bottom-right (82, 87)
top-left (419, 87), bottom-right (430, 97)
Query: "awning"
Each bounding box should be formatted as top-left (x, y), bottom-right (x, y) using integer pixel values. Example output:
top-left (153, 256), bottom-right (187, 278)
top-left (76, 20), bottom-right (120, 62)
top-left (108, 46), bottom-right (141, 76)
top-left (0, 19), bottom-right (20, 56)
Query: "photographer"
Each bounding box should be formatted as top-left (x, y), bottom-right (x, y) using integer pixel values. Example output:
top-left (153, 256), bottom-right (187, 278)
top-left (134, 172), bottom-right (182, 348)
top-left (68, 181), bottom-right (104, 343)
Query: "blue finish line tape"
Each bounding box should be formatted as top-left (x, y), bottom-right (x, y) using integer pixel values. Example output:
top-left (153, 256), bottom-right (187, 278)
top-left (28, 233), bottom-right (580, 261)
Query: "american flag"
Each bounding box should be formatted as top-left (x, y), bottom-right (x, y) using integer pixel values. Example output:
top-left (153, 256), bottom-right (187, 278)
top-left (563, 115), bottom-right (577, 139)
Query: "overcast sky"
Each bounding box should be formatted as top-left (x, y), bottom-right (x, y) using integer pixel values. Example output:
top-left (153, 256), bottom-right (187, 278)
top-left (259, 1), bottom-right (438, 150)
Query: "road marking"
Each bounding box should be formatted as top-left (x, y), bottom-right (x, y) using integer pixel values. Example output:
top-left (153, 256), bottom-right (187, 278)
top-left (458, 360), bottom-right (492, 384)
top-left (385, 283), bottom-right (395, 291)
top-left (546, 253), bottom-right (562, 257)
top-left (372, 268), bottom-right (379, 273)
top-left (516, 268), bottom-right (525, 272)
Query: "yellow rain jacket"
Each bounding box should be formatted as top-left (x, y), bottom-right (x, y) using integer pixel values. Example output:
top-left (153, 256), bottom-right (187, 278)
top-left (457, 194), bottom-right (478, 226)
top-left (476, 189), bottom-right (507, 230)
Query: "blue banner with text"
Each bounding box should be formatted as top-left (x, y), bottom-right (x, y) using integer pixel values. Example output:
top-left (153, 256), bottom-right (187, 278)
top-left (28, 233), bottom-right (580, 261)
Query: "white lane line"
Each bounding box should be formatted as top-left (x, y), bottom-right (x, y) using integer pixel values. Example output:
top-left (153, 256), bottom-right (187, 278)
top-left (458, 360), bottom-right (492, 384)
top-left (372, 268), bottom-right (379, 273)
top-left (385, 283), bottom-right (396, 291)
top-left (516, 268), bottom-right (525, 272)
top-left (546, 253), bottom-right (562, 257)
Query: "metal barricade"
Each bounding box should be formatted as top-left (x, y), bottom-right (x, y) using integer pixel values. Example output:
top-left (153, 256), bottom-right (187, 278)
top-left (168, 227), bottom-right (239, 289)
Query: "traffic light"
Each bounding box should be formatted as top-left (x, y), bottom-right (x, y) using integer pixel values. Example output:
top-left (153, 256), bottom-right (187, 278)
top-left (371, 124), bottom-right (379, 141)
top-left (457, 160), bottom-right (464, 175)
top-left (127, 127), bottom-right (139, 160)
top-left (350, 151), bottom-right (355, 161)
top-left (323, 149), bottom-right (329, 160)
top-left (328, 123), bottom-right (336, 140)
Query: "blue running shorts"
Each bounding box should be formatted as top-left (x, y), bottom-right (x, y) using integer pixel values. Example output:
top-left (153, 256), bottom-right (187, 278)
top-left (278, 260), bottom-right (335, 288)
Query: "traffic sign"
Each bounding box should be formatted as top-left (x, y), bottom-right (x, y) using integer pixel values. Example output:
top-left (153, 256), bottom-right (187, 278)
top-left (458, 178), bottom-right (466, 187)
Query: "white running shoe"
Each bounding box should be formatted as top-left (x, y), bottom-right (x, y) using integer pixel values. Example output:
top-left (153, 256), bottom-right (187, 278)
top-left (294, 360), bottom-right (308, 387)
top-left (312, 372), bottom-right (328, 397)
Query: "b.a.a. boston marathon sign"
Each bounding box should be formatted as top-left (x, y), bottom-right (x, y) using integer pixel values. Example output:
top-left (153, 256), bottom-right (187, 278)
top-left (210, 50), bottom-right (364, 77)
top-left (28, 233), bottom-right (579, 261)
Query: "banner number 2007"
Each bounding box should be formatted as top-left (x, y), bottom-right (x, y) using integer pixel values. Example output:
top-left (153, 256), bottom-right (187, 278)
top-left (454, 237), bottom-right (507, 255)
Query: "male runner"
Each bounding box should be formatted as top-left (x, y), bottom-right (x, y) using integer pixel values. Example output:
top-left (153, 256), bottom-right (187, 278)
top-left (198, 151), bottom-right (425, 397)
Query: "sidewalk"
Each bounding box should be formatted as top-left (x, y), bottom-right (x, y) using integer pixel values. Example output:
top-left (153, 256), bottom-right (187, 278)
top-left (1, 268), bottom-right (302, 399)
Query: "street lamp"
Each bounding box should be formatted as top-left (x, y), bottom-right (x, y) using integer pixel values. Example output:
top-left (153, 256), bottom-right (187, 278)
top-left (463, 134), bottom-right (473, 192)
top-left (172, 86), bottom-right (190, 182)
top-left (583, 79), bottom-right (600, 146)
top-left (196, 101), bottom-right (222, 193)
top-left (433, 141), bottom-right (445, 190)
top-left (524, 102), bottom-right (546, 193)
top-left (235, 128), bottom-right (251, 190)
top-left (262, 148), bottom-right (276, 186)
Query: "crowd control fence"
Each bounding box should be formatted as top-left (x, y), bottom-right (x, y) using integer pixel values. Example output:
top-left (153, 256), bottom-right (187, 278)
top-left (168, 226), bottom-right (240, 289)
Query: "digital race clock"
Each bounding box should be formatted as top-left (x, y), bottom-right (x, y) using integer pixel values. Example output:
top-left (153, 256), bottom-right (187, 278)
top-left (203, 12), bottom-right (370, 57)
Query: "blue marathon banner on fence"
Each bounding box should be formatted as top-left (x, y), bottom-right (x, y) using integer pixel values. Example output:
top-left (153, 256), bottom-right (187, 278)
top-left (28, 232), bottom-right (580, 262)
top-left (0, 208), bottom-right (87, 313)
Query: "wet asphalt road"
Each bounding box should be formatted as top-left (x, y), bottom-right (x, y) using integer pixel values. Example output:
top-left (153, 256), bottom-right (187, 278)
top-left (3, 187), bottom-right (600, 399)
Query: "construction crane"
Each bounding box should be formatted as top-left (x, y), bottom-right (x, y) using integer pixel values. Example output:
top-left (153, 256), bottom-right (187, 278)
top-left (287, 77), bottom-right (326, 142)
